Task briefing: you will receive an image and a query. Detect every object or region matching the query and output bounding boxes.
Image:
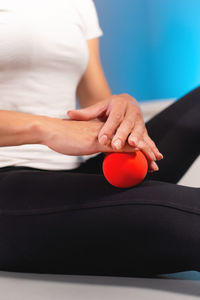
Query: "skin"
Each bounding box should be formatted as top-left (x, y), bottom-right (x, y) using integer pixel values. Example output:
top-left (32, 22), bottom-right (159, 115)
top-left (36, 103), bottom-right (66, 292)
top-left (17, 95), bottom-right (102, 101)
top-left (67, 38), bottom-right (163, 172)
top-left (41, 117), bottom-right (142, 156)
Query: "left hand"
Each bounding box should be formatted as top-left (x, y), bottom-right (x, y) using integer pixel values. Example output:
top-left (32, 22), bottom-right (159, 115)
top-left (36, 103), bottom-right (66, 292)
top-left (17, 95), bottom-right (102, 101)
top-left (67, 94), bottom-right (163, 172)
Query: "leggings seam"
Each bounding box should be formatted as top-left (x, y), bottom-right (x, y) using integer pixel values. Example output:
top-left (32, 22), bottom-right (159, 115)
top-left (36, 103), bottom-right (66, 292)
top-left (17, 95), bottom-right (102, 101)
top-left (1, 199), bottom-right (200, 216)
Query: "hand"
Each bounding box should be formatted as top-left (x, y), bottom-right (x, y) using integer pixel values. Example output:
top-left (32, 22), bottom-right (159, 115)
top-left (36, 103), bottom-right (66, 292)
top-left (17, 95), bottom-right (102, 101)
top-left (39, 116), bottom-right (139, 156)
top-left (67, 94), bottom-right (163, 171)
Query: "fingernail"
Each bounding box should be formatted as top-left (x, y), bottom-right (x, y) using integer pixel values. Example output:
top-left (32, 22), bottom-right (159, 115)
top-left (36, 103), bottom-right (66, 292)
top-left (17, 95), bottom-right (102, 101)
top-left (152, 161), bottom-right (159, 171)
top-left (99, 135), bottom-right (108, 145)
top-left (113, 139), bottom-right (122, 150)
top-left (156, 151), bottom-right (163, 160)
top-left (130, 138), bottom-right (138, 146)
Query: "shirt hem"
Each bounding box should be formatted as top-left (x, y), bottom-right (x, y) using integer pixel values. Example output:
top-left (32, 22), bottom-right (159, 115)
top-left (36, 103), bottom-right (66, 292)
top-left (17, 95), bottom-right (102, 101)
top-left (0, 161), bottom-right (82, 171)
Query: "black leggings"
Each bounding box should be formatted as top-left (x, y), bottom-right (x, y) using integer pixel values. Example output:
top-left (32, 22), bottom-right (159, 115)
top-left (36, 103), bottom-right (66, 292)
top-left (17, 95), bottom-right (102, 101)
top-left (0, 86), bottom-right (199, 277)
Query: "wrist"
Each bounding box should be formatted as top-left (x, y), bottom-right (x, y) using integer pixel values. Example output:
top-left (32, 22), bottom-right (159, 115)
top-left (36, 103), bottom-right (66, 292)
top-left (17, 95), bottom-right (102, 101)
top-left (30, 115), bottom-right (55, 145)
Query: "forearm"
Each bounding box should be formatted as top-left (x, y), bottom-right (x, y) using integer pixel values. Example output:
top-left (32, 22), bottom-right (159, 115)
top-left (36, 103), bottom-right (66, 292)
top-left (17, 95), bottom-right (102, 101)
top-left (0, 110), bottom-right (47, 147)
top-left (77, 77), bottom-right (111, 108)
top-left (77, 39), bottom-right (112, 108)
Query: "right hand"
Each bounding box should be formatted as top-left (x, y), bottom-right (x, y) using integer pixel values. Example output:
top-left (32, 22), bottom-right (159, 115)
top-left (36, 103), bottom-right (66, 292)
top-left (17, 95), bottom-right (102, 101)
top-left (39, 117), bottom-right (139, 156)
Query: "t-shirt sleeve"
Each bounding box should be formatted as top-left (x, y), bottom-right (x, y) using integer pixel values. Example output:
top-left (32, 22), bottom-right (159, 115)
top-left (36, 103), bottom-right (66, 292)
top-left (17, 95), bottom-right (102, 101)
top-left (76, 0), bottom-right (103, 40)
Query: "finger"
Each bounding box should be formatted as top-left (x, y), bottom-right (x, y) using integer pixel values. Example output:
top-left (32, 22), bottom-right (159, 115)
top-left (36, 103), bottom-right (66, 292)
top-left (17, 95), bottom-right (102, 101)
top-left (67, 101), bottom-right (108, 121)
top-left (127, 118), bottom-right (145, 148)
top-left (143, 132), bottom-right (163, 160)
top-left (111, 111), bottom-right (135, 150)
top-left (98, 100), bottom-right (127, 145)
top-left (101, 143), bottom-right (159, 172)
top-left (98, 140), bottom-right (139, 154)
top-left (148, 160), bottom-right (159, 172)
top-left (136, 139), bottom-right (157, 161)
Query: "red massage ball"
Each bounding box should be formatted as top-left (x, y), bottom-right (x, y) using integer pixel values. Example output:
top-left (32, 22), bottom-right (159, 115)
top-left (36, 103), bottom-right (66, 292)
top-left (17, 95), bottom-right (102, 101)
top-left (102, 151), bottom-right (148, 188)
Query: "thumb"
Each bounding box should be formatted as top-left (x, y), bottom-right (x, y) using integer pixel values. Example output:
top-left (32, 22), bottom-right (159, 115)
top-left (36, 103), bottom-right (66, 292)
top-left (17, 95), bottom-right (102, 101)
top-left (67, 101), bottom-right (107, 121)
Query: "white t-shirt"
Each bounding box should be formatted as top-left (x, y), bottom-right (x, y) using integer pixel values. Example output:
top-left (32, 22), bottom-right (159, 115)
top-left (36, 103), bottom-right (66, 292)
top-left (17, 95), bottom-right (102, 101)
top-left (0, 0), bottom-right (103, 170)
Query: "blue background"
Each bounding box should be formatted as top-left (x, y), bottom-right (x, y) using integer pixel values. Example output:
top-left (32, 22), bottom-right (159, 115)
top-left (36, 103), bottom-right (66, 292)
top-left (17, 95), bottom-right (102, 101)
top-left (94, 0), bottom-right (200, 101)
